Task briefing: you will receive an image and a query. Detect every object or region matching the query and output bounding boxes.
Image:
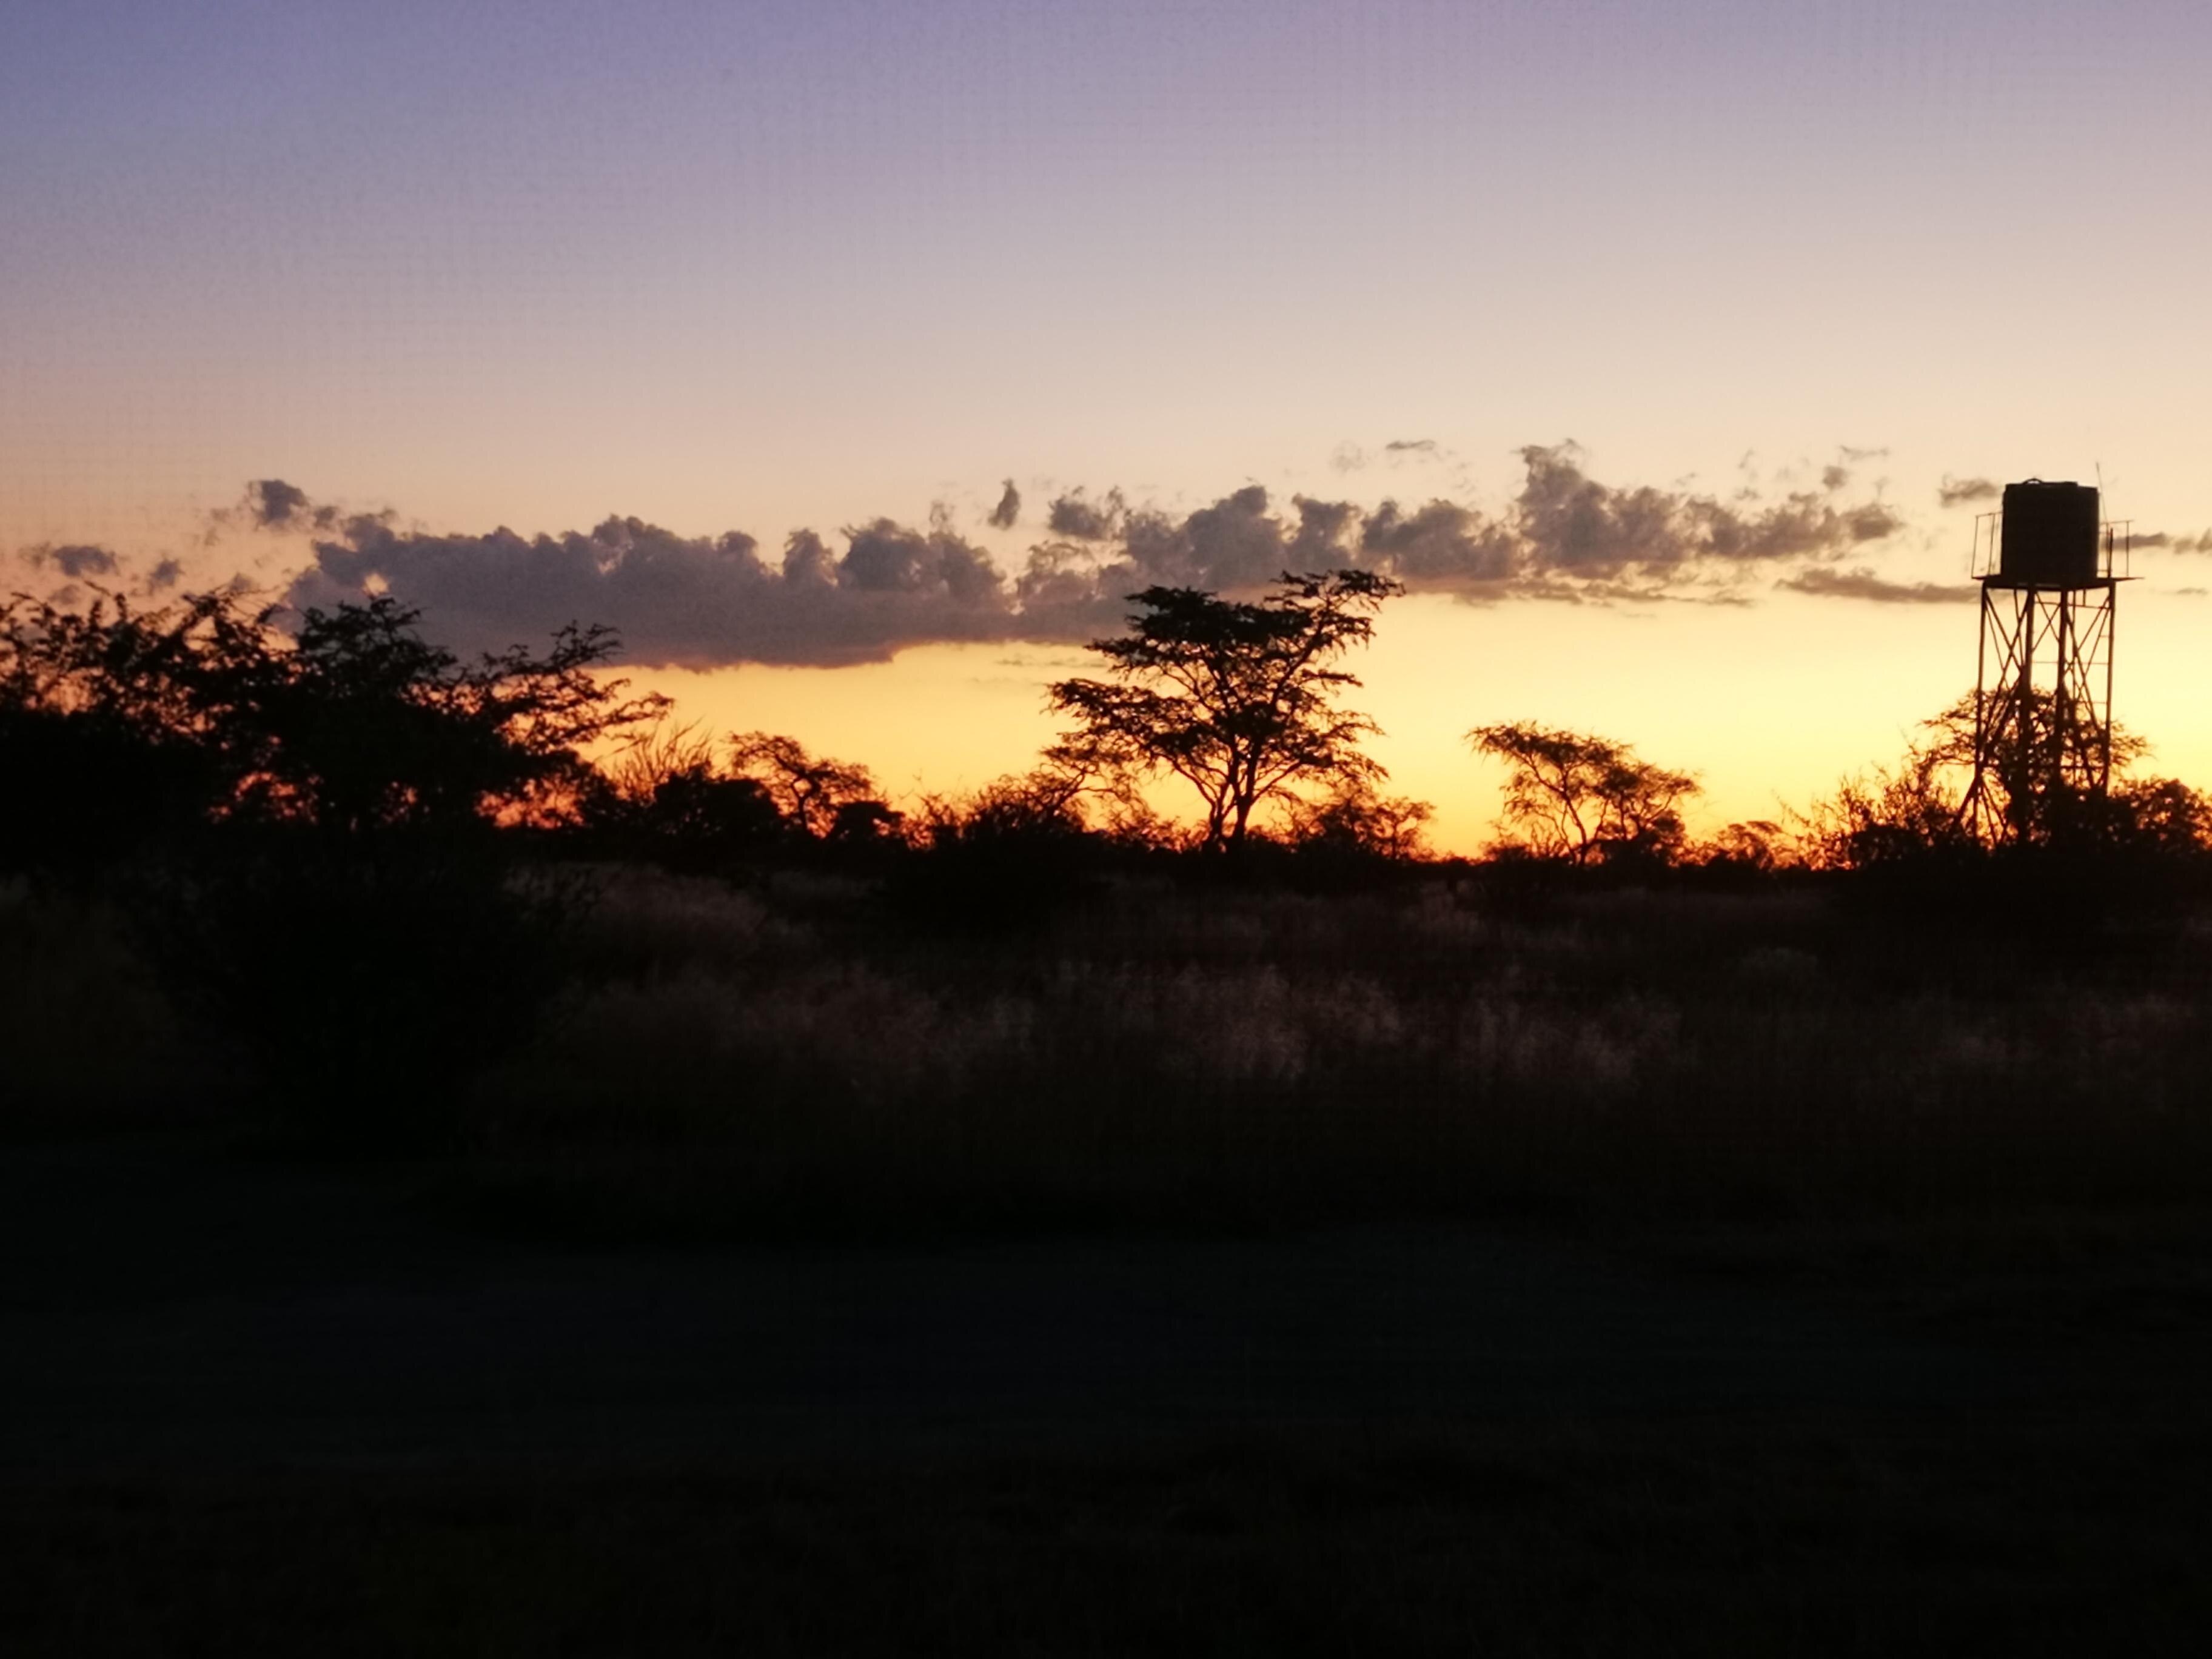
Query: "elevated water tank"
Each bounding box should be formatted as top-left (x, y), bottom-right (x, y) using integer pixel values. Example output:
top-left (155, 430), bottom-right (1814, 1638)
top-left (1999, 480), bottom-right (2100, 585)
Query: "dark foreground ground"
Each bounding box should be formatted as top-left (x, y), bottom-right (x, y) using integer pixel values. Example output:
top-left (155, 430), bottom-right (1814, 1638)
top-left (5, 1136), bottom-right (2210, 1655)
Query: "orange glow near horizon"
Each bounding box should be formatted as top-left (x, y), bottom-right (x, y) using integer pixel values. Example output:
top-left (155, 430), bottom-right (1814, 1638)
top-left (598, 580), bottom-right (2212, 859)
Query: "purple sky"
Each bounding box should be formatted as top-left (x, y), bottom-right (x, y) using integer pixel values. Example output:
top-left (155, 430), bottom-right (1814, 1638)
top-left (6, 1), bottom-right (2211, 845)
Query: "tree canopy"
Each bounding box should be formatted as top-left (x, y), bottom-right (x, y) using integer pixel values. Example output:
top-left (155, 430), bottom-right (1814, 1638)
top-left (1469, 722), bottom-right (1699, 865)
top-left (0, 588), bottom-right (662, 860)
top-left (1046, 569), bottom-right (1403, 850)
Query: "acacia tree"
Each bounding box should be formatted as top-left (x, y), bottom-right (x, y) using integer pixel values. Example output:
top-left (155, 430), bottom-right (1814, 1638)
top-left (228, 596), bottom-right (662, 834)
top-left (1046, 569), bottom-right (1402, 851)
top-left (725, 729), bottom-right (897, 841)
top-left (1, 588), bottom-right (660, 864)
top-left (1283, 777), bottom-right (1435, 860)
top-left (1469, 722), bottom-right (1698, 865)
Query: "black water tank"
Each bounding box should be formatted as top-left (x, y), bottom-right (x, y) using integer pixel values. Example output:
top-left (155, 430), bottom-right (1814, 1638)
top-left (1999, 480), bottom-right (2100, 585)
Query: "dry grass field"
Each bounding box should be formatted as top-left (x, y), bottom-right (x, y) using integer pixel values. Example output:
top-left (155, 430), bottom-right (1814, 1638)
top-left (8, 863), bottom-right (2212, 1653)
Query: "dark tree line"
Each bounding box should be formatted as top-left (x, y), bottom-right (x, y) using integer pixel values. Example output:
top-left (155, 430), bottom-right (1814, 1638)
top-left (1, 588), bottom-right (674, 1134)
top-left (14, 574), bottom-right (2212, 889)
top-left (12, 568), bottom-right (2212, 1140)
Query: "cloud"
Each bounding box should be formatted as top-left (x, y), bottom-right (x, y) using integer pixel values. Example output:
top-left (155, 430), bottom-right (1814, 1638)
top-left (1774, 567), bottom-right (1975, 605)
top-left (1510, 442), bottom-right (1900, 575)
top-left (1383, 438), bottom-right (1437, 454)
top-left (987, 479), bottom-right (1021, 530)
top-left (1937, 475), bottom-right (2000, 508)
top-left (246, 477), bottom-right (346, 531)
top-left (200, 478), bottom-right (347, 541)
top-left (1358, 498), bottom-right (1515, 586)
top-left (286, 511), bottom-right (1021, 669)
top-left (1045, 488), bottom-right (1126, 541)
top-left (2115, 529), bottom-right (2212, 554)
top-left (269, 445), bottom-right (1923, 669)
top-left (253, 478), bottom-right (313, 528)
top-left (2136, 529), bottom-right (2212, 554)
top-left (19, 543), bottom-right (122, 579)
top-left (147, 557), bottom-right (185, 592)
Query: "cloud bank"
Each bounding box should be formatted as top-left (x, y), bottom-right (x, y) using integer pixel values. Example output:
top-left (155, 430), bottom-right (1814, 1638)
top-left (267, 443), bottom-right (1911, 668)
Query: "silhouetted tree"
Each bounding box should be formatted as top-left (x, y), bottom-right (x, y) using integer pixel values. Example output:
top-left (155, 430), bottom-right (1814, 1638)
top-left (1697, 819), bottom-right (1791, 871)
top-left (1047, 569), bottom-right (1402, 851)
top-left (0, 589), bottom-right (269, 876)
top-left (1797, 693), bottom-right (2191, 868)
top-left (893, 769), bottom-right (1105, 931)
top-left (725, 730), bottom-right (891, 840)
top-left (2, 587), bottom-right (660, 854)
top-left (1469, 722), bottom-right (1698, 865)
top-left (220, 595), bottom-right (662, 834)
top-left (2111, 776), bottom-right (2212, 856)
top-left (1920, 689), bottom-right (2149, 848)
top-left (602, 720), bottom-right (785, 868)
top-left (4, 587), bottom-right (665, 1138)
top-left (1282, 777), bottom-right (1434, 860)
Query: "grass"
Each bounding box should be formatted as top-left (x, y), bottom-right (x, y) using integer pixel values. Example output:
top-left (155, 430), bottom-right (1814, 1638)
top-left (0, 877), bottom-right (220, 1138)
top-left (12, 857), bottom-right (2212, 1238)
top-left (442, 864), bottom-right (2212, 1242)
top-left (12, 861), bottom-right (2212, 1653)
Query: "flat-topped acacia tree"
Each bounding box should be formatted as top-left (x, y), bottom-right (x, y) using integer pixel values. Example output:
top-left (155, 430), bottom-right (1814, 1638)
top-left (1046, 569), bottom-right (1402, 852)
top-left (1467, 722), bottom-right (1699, 866)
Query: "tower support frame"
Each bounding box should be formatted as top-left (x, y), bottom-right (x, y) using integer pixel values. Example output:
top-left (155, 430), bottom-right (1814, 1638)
top-left (1962, 513), bottom-right (2130, 845)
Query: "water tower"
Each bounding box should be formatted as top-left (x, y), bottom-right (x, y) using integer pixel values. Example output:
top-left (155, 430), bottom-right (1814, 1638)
top-left (1961, 480), bottom-right (2132, 842)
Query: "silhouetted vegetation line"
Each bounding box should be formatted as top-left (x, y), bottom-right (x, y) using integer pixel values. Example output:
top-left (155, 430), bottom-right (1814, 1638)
top-left (7, 576), bottom-right (2212, 1218)
top-left (1, 588), bottom-right (662, 1141)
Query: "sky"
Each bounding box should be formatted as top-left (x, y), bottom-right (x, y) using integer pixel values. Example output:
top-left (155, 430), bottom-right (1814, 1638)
top-left (5, 0), bottom-right (2210, 851)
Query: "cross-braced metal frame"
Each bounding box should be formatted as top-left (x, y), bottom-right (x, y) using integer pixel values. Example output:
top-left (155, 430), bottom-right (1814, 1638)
top-left (1963, 578), bottom-right (2118, 843)
top-left (1959, 508), bottom-right (2131, 845)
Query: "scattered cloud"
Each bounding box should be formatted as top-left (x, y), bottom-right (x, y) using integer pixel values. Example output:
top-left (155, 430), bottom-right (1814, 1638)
top-left (18, 543), bottom-right (122, 579)
top-left (1383, 438), bottom-right (1437, 454)
top-left (202, 477), bottom-right (347, 540)
top-left (10, 543), bottom-right (208, 603)
top-left (246, 477), bottom-right (343, 531)
top-left (1775, 567), bottom-right (1975, 605)
top-left (251, 478), bottom-right (314, 528)
top-left (987, 479), bottom-right (1021, 530)
top-left (2116, 529), bottom-right (2212, 554)
top-left (261, 445), bottom-right (1931, 668)
top-left (1937, 474), bottom-right (2000, 508)
top-left (1045, 487), bottom-right (1126, 541)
